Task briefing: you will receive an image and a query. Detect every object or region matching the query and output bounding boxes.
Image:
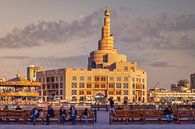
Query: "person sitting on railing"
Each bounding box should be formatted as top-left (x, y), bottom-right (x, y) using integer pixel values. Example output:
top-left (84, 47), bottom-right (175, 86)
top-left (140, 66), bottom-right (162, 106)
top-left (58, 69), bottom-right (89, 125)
top-left (31, 107), bottom-right (39, 125)
top-left (82, 108), bottom-right (89, 124)
top-left (163, 105), bottom-right (174, 123)
top-left (3, 105), bottom-right (8, 110)
top-left (69, 105), bottom-right (77, 125)
top-left (59, 106), bottom-right (66, 124)
top-left (45, 105), bottom-right (55, 125)
top-left (129, 105), bottom-right (135, 110)
top-left (15, 105), bottom-right (22, 110)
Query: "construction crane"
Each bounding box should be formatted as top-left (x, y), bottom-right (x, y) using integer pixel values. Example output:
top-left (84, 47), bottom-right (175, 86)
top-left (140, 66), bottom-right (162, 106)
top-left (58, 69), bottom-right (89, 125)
top-left (154, 82), bottom-right (160, 89)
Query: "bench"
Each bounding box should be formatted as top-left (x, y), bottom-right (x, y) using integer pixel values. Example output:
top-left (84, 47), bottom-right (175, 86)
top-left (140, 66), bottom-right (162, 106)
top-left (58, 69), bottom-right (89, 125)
top-left (143, 110), bottom-right (164, 124)
top-left (0, 110), bottom-right (26, 124)
top-left (175, 110), bottom-right (195, 123)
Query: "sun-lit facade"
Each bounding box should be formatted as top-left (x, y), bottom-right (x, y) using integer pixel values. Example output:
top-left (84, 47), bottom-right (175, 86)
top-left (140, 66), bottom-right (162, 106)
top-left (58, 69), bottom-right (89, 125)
top-left (36, 8), bottom-right (147, 104)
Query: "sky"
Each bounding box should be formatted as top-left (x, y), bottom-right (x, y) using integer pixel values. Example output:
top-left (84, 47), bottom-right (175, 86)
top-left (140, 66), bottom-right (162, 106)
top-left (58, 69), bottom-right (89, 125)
top-left (0, 0), bottom-right (195, 89)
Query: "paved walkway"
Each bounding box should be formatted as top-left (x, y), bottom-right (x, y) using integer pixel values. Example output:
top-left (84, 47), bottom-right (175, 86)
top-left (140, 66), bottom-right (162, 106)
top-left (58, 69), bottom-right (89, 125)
top-left (0, 124), bottom-right (195, 129)
top-left (96, 111), bottom-right (109, 124)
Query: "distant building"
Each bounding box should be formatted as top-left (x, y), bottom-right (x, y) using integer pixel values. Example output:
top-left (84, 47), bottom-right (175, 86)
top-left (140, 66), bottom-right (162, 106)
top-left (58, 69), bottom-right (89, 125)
top-left (36, 7), bottom-right (147, 104)
top-left (27, 65), bottom-right (43, 82)
top-left (148, 87), bottom-right (195, 104)
top-left (0, 78), bottom-right (7, 82)
top-left (191, 73), bottom-right (195, 90)
top-left (171, 79), bottom-right (190, 92)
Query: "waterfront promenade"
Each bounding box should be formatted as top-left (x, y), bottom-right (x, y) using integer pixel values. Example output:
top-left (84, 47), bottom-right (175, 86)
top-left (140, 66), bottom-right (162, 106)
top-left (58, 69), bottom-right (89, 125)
top-left (0, 124), bottom-right (195, 129)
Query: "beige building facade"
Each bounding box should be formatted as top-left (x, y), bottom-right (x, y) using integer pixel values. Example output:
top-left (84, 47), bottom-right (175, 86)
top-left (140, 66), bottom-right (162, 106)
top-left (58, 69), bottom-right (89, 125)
top-left (36, 8), bottom-right (147, 104)
top-left (27, 65), bottom-right (43, 82)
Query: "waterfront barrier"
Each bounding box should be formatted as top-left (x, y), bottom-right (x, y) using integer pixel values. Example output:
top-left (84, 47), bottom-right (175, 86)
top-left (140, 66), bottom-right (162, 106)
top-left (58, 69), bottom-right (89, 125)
top-left (109, 109), bottom-right (195, 124)
top-left (0, 109), bottom-right (96, 124)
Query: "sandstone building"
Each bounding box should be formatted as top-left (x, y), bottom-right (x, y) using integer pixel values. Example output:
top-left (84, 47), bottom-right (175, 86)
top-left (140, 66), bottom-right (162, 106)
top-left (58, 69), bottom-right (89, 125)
top-left (36, 8), bottom-right (147, 104)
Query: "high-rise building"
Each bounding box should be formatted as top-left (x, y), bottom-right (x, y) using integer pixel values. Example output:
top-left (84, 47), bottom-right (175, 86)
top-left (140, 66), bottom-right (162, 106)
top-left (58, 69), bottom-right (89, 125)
top-left (191, 73), bottom-right (195, 90)
top-left (171, 79), bottom-right (190, 92)
top-left (27, 65), bottom-right (43, 82)
top-left (36, 8), bottom-right (147, 104)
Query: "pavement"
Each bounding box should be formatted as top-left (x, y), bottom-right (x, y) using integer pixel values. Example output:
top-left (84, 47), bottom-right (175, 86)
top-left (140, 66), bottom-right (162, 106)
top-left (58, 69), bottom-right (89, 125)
top-left (0, 124), bottom-right (195, 129)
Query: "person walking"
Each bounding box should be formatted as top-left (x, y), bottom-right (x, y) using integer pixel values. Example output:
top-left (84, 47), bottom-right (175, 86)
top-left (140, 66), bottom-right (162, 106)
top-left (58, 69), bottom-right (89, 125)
top-left (109, 98), bottom-right (116, 115)
top-left (59, 106), bottom-right (66, 124)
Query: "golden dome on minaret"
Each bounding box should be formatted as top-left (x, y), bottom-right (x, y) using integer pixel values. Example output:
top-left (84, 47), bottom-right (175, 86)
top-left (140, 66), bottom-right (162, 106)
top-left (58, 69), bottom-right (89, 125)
top-left (105, 7), bottom-right (110, 16)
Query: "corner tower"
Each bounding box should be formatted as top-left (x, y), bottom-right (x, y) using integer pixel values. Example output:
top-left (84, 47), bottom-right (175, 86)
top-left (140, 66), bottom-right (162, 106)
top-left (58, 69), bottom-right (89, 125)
top-left (88, 7), bottom-right (127, 69)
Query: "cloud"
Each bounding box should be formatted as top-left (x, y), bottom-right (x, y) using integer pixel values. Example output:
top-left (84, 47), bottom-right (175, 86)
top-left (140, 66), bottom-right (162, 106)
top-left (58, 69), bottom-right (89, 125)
top-left (150, 61), bottom-right (184, 68)
top-left (0, 10), bottom-right (103, 49)
top-left (0, 7), bottom-right (195, 57)
top-left (0, 55), bottom-right (88, 69)
top-left (116, 13), bottom-right (195, 54)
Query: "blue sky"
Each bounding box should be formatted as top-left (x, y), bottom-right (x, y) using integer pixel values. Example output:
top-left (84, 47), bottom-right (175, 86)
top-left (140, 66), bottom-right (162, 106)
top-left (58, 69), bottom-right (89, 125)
top-left (0, 0), bottom-right (195, 89)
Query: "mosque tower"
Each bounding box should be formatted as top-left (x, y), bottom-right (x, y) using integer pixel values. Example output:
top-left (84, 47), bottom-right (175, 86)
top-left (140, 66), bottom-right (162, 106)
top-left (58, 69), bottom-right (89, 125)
top-left (88, 7), bottom-right (127, 69)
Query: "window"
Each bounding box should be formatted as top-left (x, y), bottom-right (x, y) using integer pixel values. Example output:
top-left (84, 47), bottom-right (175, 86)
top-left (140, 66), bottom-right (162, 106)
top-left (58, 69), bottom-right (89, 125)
top-left (117, 97), bottom-right (121, 101)
top-left (109, 77), bottom-right (114, 81)
top-left (95, 76), bottom-right (100, 81)
top-left (79, 83), bottom-right (85, 88)
top-left (116, 83), bottom-right (121, 88)
top-left (123, 83), bottom-right (128, 88)
top-left (142, 79), bottom-right (145, 83)
top-left (109, 83), bottom-right (115, 88)
top-left (109, 91), bottom-right (114, 95)
top-left (87, 76), bottom-right (91, 81)
top-left (72, 82), bottom-right (77, 88)
top-left (143, 91), bottom-right (145, 95)
top-left (60, 83), bottom-right (63, 88)
top-left (132, 78), bottom-right (135, 82)
top-left (95, 84), bottom-right (99, 88)
top-left (101, 77), bottom-right (106, 81)
top-left (46, 77), bottom-right (50, 82)
top-left (56, 77), bottom-right (58, 82)
top-left (116, 90), bottom-right (121, 95)
top-left (133, 90), bottom-right (135, 95)
top-left (72, 96), bottom-right (77, 101)
top-left (60, 90), bottom-right (63, 95)
top-left (86, 83), bottom-right (92, 88)
top-left (124, 67), bottom-right (128, 71)
top-left (117, 77), bottom-right (121, 81)
top-left (56, 84), bottom-right (59, 89)
top-left (72, 76), bottom-right (77, 81)
top-left (87, 91), bottom-right (91, 95)
top-left (79, 97), bottom-right (84, 101)
top-left (80, 76), bottom-right (84, 81)
top-left (60, 76), bottom-right (63, 81)
top-left (72, 90), bottom-right (77, 95)
top-left (124, 77), bottom-right (128, 81)
top-left (123, 90), bottom-right (128, 95)
top-left (132, 84), bottom-right (135, 89)
top-left (101, 84), bottom-right (106, 88)
top-left (51, 77), bottom-right (54, 82)
top-left (47, 84), bottom-right (50, 89)
top-left (52, 84), bottom-right (55, 89)
top-left (143, 84), bottom-right (145, 89)
top-left (42, 84), bottom-right (45, 89)
top-left (79, 91), bottom-right (84, 95)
